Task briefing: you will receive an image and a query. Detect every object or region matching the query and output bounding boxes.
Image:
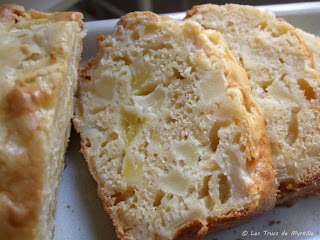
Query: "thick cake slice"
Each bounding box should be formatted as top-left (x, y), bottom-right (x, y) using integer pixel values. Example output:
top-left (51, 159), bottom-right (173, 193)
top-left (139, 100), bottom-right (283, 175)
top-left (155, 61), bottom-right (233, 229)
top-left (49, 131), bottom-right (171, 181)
top-left (185, 4), bottom-right (320, 205)
top-left (0, 4), bottom-right (84, 240)
top-left (74, 12), bottom-right (275, 239)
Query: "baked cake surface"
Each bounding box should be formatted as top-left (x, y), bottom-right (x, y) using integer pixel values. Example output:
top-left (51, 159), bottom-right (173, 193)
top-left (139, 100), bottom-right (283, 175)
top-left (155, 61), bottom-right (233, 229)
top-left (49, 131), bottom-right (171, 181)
top-left (0, 4), bottom-right (83, 240)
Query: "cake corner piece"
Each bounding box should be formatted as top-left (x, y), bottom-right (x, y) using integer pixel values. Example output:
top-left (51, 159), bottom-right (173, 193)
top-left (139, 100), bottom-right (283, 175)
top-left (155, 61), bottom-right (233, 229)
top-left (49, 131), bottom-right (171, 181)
top-left (0, 4), bottom-right (84, 240)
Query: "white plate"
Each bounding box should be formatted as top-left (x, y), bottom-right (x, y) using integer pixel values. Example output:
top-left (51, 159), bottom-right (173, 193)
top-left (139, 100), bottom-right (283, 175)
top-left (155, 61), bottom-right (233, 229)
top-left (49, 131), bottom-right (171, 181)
top-left (54, 3), bottom-right (320, 240)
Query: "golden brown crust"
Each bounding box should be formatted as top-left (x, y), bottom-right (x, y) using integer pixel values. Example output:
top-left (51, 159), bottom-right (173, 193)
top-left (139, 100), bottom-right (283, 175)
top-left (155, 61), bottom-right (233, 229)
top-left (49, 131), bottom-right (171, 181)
top-left (277, 174), bottom-right (320, 206)
top-left (172, 220), bottom-right (207, 240)
top-left (0, 4), bottom-right (83, 240)
top-left (117, 11), bottom-right (171, 30)
top-left (25, 9), bottom-right (83, 29)
top-left (0, 3), bottom-right (83, 31)
top-left (74, 11), bottom-right (275, 240)
top-left (0, 86), bottom-right (49, 240)
top-left (97, 189), bottom-right (129, 240)
top-left (0, 4), bottom-right (25, 30)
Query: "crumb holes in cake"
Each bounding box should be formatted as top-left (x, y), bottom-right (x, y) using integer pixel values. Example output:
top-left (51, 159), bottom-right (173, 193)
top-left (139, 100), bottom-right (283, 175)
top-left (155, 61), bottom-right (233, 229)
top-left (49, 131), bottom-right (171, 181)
top-left (297, 79), bottom-right (316, 101)
top-left (280, 74), bottom-right (287, 81)
top-left (123, 227), bottom-right (133, 233)
top-left (165, 116), bottom-right (177, 124)
top-left (286, 108), bottom-right (300, 146)
top-left (129, 204), bottom-right (136, 209)
top-left (133, 195), bottom-right (138, 203)
top-left (245, 103), bottom-right (253, 114)
top-left (198, 175), bottom-right (211, 199)
top-left (271, 31), bottom-right (280, 38)
top-left (144, 23), bottom-right (157, 35)
top-left (227, 21), bottom-right (234, 26)
top-left (232, 116), bottom-right (240, 125)
top-left (101, 141), bottom-right (108, 149)
top-left (16, 77), bottom-right (34, 87)
top-left (109, 131), bottom-right (118, 141)
top-left (178, 160), bottom-right (185, 167)
top-left (154, 233), bottom-right (161, 240)
top-left (164, 207), bottom-right (170, 213)
top-left (152, 42), bottom-right (173, 51)
top-left (173, 68), bottom-right (185, 80)
top-left (83, 75), bottom-right (91, 81)
top-left (167, 193), bottom-right (174, 200)
top-left (175, 102), bottom-right (183, 109)
top-left (218, 174), bottom-right (230, 204)
top-left (209, 123), bottom-right (220, 152)
top-left (142, 48), bottom-right (150, 55)
top-left (279, 178), bottom-right (295, 192)
top-left (135, 83), bottom-right (157, 96)
top-left (25, 52), bottom-right (41, 61)
top-left (112, 55), bottom-right (132, 65)
top-left (186, 107), bottom-right (193, 114)
top-left (261, 80), bottom-right (273, 92)
top-left (113, 187), bottom-right (135, 206)
top-left (188, 186), bottom-right (195, 194)
top-left (127, 186), bottom-right (135, 197)
top-left (90, 105), bottom-right (107, 114)
top-left (84, 137), bottom-right (91, 148)
top-left (233, 132), bottom-right (241, 144)
top-left (153, 190), bottom-right (165, 207)
top-left (160, 220), bottom-right (167, 229)
top-left (111, 191), bottom-right (126, 206)
top-left (116, 209), bottom-right (132, 233)
top-left (240, 145), bottom-right (246, 152)
top-left (131, 31), bottom-right (140, 41)
top-left (204, 195), bottom-right (214, 209)
top-left (257, 21), bottom-right (267, 30)
top-left (238, 56), bottom-right (244, 66)
top-left (117, 165), bottom-right (122, 174)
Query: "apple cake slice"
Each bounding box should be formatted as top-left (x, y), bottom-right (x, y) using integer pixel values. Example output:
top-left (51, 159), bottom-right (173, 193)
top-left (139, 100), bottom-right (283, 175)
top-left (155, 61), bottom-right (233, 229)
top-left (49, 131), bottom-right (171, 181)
top-left (74, 12), bottom-right (275, 240)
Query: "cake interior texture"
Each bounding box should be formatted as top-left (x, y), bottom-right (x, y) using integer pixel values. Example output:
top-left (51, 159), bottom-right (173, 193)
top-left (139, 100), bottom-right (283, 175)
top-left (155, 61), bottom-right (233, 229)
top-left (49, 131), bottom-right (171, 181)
top-left (74, 12), bottom-right (274, 239)
top-left (186, 4), bottom-right (320, 204)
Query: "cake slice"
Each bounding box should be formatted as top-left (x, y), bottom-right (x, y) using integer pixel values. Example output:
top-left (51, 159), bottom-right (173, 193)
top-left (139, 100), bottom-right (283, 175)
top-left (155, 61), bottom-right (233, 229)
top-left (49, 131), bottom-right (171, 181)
top-left (0, 4), bottom-right (84, 240)
top-left (185, 4), bottom-right (320, 205)
top-left (74, 11), bottom-right (275, 239)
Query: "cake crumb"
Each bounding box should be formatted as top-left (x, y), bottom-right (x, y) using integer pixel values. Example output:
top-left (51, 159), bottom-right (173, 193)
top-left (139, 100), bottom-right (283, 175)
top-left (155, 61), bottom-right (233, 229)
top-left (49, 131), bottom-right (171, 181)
top-left (269, 220), bottom-right (276, 226)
